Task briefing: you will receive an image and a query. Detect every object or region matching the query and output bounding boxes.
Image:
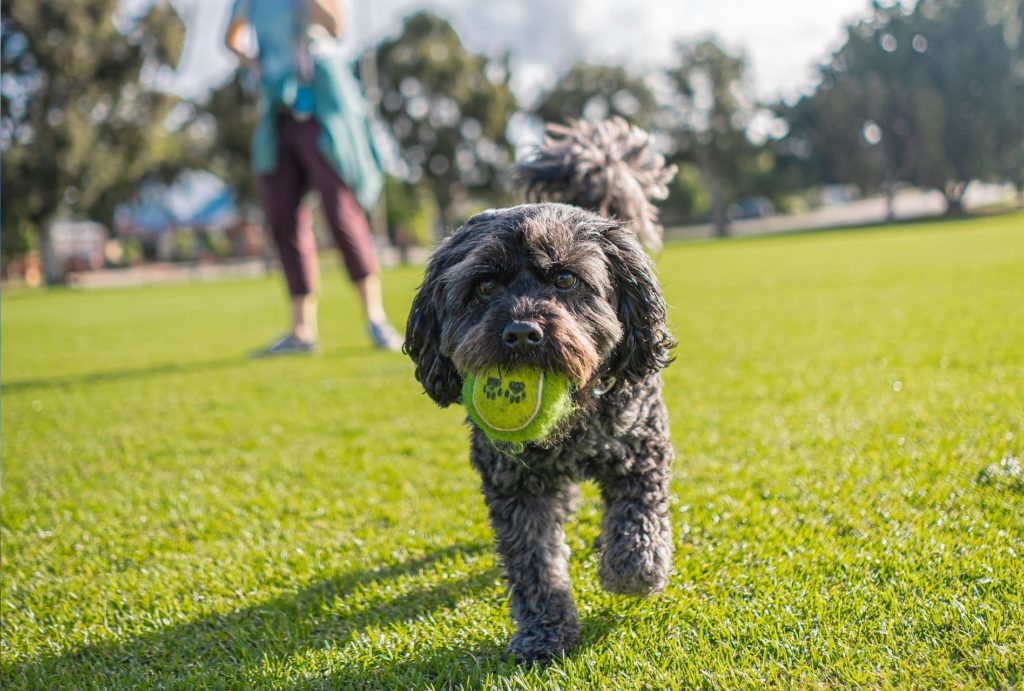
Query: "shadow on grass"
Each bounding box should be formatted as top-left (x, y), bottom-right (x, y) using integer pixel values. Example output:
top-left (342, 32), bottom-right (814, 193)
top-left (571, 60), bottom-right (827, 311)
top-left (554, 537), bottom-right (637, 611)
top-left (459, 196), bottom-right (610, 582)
top-left (296, 607), bottom-right (621, 690)
top-left (6, 543), bottom-right (504, 688)
top-left (6, 541), bottom-right (619, 688)
top-left (2, 356), bottom-right (251, 393)
top-left (3, 345), bottom-right (373, 393)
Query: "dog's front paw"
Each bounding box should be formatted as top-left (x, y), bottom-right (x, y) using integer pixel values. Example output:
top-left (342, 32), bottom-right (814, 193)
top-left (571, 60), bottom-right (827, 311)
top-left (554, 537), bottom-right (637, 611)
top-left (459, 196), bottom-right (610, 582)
top-left (598, 525), bottom-right (672, 596)
top-left (506, 621), bottom-right (580, 665)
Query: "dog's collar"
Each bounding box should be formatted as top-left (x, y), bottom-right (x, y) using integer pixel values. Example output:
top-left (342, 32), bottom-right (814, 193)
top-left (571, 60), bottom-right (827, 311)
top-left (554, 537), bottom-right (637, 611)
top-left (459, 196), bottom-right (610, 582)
top-left (591, 374), bottom-right (617, 397)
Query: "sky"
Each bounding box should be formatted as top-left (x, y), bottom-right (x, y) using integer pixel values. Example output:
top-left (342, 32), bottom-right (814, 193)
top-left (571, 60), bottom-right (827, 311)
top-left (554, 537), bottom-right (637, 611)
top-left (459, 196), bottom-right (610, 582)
top-left (172, 0), bottom-right (875, 104)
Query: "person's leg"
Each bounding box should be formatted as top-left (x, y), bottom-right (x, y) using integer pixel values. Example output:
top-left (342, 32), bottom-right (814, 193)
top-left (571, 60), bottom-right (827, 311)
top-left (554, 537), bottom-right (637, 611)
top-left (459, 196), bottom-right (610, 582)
top-left (258, 117), bottom-right (319, 345)
top-left (288, 236), bottom-right (318, 342)
top-left (353, 273), bottom-right (386, 324)
top-left (294, 120), bottom-right (400, 347)
top-left (313, 172), bottom-right (387, 325)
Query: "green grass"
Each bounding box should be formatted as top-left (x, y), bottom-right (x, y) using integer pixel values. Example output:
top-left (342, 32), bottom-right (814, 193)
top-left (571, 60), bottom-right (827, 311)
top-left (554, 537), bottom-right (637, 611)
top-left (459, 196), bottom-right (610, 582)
top-left (2, 214), bottom-right (1023, 689)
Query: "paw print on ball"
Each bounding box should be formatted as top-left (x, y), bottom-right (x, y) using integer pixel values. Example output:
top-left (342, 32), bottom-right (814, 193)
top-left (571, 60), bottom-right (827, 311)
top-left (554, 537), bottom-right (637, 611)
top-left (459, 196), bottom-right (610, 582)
top-left (483, 377), bottom-right (503, 400)
top-left (505, 380), bottom-right (526, 404)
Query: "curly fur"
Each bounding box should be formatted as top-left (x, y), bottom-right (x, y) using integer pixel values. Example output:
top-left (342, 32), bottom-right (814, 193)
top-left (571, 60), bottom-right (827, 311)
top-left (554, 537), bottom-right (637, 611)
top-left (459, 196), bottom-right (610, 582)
top-left (513, 117), bottom-right (677, 253)
top-left (405, 202), bottom-right (676, 664)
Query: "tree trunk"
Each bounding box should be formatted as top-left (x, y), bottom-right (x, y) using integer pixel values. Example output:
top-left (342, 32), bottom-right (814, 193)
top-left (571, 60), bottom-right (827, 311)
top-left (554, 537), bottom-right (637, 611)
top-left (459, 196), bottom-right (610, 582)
top-left (943, 181), bottom-right (968, 216)
top-left (708, 175), bottom-right (729, 238)
top-left (435, 203), bottom-right (452, 242)
top-left (884, 183), bottom-right (896, 223)
top-left (40, 225), bottom-right (64, 286)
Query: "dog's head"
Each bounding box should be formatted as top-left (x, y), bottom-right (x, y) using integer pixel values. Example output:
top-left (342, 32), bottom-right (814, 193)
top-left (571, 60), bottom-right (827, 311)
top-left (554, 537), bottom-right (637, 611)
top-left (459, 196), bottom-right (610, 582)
top-left (404, 203), bottom-right (674, 407)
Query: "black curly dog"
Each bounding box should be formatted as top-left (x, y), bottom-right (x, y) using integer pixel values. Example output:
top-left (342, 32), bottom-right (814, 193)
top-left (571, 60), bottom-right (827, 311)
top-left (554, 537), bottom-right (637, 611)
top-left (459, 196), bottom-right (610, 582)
top-left (405, 202), bottom-right (675, 664)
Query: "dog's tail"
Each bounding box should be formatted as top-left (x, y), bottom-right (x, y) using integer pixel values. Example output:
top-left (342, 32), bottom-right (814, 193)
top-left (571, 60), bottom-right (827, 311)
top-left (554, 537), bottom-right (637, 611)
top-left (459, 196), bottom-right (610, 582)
top-left (512, 117), bottom-right (677, 252)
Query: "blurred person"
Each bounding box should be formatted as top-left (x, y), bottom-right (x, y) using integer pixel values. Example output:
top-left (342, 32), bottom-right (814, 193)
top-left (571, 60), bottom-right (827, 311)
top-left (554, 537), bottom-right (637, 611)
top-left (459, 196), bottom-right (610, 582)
top-left (225, 0), bottom-right (402, 353)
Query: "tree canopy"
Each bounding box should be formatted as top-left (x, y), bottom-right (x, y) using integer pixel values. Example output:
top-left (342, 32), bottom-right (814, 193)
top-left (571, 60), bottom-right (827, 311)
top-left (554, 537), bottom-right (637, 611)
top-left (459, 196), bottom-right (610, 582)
top-left (534, 62), bottom-right (658, 130)
top-left (1, 0), bottom-right (191, 263)
top-left (199, 72), bottom-right (260, 208)
top-left (780, 0), bottom-right (1024, 213)
top-left (371, 11), bottom-right (518, 225)
top-left (659, 39), bottom-right (770, 235)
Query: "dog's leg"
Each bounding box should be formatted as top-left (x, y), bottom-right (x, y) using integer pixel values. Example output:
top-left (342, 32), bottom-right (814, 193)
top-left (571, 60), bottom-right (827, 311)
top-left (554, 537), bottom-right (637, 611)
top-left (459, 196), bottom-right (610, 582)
top-left (482, 476), bottom-right (580, 664)
top-left (595, 455), bottom-right (673, 596)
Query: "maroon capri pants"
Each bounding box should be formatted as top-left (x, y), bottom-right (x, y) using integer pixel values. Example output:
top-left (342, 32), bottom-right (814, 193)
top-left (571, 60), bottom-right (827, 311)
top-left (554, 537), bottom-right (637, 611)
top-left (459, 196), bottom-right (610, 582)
top-left (259, 113), bottom-right (378, 296)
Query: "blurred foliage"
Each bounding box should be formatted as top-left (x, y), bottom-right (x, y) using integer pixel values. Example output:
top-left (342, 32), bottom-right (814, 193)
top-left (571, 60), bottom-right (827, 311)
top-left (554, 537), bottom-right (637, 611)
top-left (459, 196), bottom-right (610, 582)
top-left (170, 228), bottom-right (195, 262)
top-left (779, 0), bottom-right (1024, 214)
top-left (203, 230), bottom-right (230, 260)
top-left (989, 0), bottom-right (1024, 202)
top-left (1, 218), bottom-right (40, 261)
top-left (660, 163), bottom-right (710, 224)
top-left (659, 39), bottom-right (767, 236)
top-left (371, 11), bottom-right (517, 226)
top-left (535, 62), bottom-right (658, 129)
top-left (524, 39), bottom-right (800, 231)
top-left (384, 175), bottom-right (440, 248)
top-left (199, 72), bottom-right (260, 209)
top-left (1, 0), bottom-right (192, 275)
top-left (120, 236), bottom-right (144, 266)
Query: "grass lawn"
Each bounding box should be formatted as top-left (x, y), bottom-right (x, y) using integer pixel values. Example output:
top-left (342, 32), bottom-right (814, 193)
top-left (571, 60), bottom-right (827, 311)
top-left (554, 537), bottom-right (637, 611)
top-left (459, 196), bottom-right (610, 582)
top-left (2, 213), bottom-right (1023, 688)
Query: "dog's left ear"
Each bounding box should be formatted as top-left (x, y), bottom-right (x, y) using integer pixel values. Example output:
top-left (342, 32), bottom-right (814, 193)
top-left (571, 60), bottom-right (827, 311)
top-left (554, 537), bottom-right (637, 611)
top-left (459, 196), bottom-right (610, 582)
top-left (601, 223), bottom-right (676, 383)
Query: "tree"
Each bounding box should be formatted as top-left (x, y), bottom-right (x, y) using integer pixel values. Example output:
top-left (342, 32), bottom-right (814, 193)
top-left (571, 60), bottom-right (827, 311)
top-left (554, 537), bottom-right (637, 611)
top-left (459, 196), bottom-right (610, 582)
top-left (777, 69), bottom-right (898, 215)
top-left (534, 62), bottom-right (658, 130)
top-left (661, 38), bottom-right (764, 236)
top-left (370, 11), bottom-right (518, 226)
top-left (1, 0), bottom-right (188, 276)
top-left (200, 72), bottom-right (260, 208)
top-left (992, 0), bottom-right (1024, 206)
top-left (384, 174), bottom-right (440, 255)
top-left (780, 0), bottom-right (1023, 216)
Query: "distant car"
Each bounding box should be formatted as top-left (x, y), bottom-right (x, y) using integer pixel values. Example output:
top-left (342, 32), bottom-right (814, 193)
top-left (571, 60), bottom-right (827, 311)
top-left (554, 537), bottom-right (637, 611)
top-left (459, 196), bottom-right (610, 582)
top-left (728, 197), bottom-right (775, 220)
top-left (821, 184), bottom-right (858, 205)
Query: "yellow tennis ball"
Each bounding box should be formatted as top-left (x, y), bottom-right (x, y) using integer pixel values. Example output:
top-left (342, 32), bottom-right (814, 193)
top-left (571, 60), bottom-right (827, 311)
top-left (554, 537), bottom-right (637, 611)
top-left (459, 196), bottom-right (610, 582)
top-left (462, 366), bottom-right (574, 445)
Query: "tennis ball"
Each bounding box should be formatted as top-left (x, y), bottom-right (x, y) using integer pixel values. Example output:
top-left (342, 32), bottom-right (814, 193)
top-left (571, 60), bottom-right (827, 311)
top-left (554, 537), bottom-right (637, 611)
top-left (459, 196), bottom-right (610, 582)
top-left (462, 366), bottom-right (574, 445)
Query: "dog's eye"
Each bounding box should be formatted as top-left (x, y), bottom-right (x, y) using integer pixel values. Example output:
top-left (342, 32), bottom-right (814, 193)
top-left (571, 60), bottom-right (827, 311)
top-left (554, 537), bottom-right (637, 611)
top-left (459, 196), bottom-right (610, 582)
top-left (477, 278), bottom-right (497, 297)
top-left (553, 271), bottom-right (577, 290)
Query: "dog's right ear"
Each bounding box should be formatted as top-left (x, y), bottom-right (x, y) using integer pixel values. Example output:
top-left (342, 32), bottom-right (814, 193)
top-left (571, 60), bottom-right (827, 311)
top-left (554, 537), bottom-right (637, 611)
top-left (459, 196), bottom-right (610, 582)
top-left (403, 229), bottom-right (475, 407)
top-left (404, 256), bottom-right (461, 406)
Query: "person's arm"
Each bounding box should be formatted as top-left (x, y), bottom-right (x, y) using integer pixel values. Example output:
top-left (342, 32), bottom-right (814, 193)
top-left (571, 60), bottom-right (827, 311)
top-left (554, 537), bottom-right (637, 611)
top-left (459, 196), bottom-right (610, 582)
top-left (225, 5), bottom-right (261, 86)
top-left (225, 16), bottom-right (254, 64)
top-left (308, 0), bottom-right (345, 38)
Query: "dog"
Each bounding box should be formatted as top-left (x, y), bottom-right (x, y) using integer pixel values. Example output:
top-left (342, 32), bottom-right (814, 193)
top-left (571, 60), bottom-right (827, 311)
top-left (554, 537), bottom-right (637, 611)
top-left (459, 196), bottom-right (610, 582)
top-left (404, 117), bottom-right (677, 664)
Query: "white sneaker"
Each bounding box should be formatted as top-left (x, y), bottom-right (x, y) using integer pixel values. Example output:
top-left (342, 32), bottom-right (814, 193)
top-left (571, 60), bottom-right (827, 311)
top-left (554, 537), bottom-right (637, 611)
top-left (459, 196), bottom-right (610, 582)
top-left (368, 321), bottom-right (403, 351)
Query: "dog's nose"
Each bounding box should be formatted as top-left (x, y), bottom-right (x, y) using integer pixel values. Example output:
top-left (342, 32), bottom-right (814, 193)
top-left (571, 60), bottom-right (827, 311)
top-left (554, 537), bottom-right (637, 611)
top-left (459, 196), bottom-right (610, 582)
top-left (502, 321), bottom-right (544, 352)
